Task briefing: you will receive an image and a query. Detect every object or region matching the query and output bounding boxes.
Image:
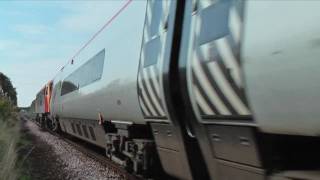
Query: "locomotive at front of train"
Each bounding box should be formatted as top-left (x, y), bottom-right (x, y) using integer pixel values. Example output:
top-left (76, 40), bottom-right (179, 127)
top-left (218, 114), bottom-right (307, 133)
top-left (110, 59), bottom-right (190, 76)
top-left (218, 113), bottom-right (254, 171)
top-left (34, 87), bottom-right (44, 125)
top-left (177, 1), bottom-right (320, 180)
top-left (34, 81), bottom-right (54, 129)
top-left (48, 1), bottom-right (196, 179)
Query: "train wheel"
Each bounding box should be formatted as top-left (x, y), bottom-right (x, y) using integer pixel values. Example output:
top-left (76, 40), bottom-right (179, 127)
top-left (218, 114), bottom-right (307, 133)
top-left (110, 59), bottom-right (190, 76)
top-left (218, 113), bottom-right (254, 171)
top-left (41, 116), bottom-right (46, 129)
top-left (51, 117), bottom-right (60, 132)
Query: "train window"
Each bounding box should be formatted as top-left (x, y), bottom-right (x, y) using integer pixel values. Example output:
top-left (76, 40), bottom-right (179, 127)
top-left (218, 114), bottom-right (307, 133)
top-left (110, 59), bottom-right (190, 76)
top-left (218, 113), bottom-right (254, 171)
top-left (76, 124), bottom-right (82, 136)
top-left (149, 0), bottom-right (163, 37)
top-left (198, 1), bottom-right (231, 45)
top-left (61, 49), bottom-right (105, 96)
top-left (82, 125), bottom-right (89, 138)
top-left (79, 49), bottom-right (105, 87)
top-left (88, 127), bottom-right (96, 141)
top-left (71, 123), bottom-right (76, 133)
top-left (143, 36), bottom-right (161, 67)
top-left (61, 80), bottom-right (78, 96)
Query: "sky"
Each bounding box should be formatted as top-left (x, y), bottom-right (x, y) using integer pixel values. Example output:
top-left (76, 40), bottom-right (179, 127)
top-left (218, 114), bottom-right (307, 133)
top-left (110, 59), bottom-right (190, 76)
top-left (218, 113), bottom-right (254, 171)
top-left (0, 0), bottom-right (126, 107)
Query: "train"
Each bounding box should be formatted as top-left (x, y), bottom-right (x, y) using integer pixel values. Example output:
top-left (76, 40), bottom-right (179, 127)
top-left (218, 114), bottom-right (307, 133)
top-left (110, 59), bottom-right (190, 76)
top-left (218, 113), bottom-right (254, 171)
top-left (29, 1), bottom-right (320, 180)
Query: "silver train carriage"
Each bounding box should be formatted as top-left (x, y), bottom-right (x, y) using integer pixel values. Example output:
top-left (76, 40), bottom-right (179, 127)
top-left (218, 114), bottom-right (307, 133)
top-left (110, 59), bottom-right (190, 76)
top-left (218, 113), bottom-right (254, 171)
top-left (31, 0), bottom-right (320, 180)
top-left (179, 0), bottom-right (320, 180)
top-left (48, 1), bottom-right (194, 179)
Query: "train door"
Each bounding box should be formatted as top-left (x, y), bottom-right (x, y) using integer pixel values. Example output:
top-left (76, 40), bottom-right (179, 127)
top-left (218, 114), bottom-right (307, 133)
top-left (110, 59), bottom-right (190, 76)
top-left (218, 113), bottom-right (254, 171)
top-left (178, 0), bottom-right (264, 179)
top-left (51, 81), bottom-right (63, 121)
top-left (137, 0), bottom-right (200, 179)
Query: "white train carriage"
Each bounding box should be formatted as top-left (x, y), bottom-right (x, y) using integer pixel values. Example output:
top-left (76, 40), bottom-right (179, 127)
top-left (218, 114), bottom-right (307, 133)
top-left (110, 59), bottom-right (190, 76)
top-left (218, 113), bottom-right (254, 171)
top-left (32, 0), bottom-right (320, 179)
top-left (50, 0), bottom-right (148, 160)
top-left (49, 1), bottom-right (197, 179)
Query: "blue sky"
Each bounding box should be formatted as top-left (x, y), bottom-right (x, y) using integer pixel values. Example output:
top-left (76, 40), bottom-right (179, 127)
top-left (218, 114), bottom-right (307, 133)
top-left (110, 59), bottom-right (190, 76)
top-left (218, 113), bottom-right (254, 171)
top-left (0, 1), bottom-right (125, 107)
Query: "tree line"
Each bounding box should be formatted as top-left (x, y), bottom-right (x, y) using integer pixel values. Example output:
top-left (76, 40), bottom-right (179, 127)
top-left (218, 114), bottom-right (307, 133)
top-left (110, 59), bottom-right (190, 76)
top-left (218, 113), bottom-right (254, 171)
top-left (0, 72), bottom-right (17, 106)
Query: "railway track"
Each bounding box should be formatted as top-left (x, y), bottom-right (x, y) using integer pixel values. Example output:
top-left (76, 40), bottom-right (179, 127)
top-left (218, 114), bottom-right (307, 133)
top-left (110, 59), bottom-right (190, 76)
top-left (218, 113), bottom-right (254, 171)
top-left (21, 114), bottom-right (144, 180)
top-left (39, 123), bottom-right (144, 180)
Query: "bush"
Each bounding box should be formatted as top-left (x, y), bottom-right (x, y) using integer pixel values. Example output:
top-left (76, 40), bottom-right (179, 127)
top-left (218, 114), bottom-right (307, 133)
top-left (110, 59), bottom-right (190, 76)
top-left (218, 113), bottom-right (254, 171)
top-left (0, 97), bottom-right (19, 180)
top-left (0, 98), bottom-right (15, 118)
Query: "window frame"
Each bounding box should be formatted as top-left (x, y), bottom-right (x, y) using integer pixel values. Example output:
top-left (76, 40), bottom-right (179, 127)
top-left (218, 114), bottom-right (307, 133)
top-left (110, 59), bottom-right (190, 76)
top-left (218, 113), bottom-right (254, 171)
top-left (61, 49), bottom-right (105, 96)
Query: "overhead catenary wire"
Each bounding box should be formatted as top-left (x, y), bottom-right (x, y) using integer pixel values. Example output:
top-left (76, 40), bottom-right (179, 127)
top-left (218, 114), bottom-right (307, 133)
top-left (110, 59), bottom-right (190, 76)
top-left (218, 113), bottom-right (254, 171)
top-left (51, 0), bottom-right (133, 80)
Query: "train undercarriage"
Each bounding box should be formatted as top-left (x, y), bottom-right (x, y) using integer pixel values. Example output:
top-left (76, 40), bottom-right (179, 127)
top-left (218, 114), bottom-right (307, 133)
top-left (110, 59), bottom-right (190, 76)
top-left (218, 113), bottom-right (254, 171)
top-left (104, 123), bottom-right (164, 178)
top-left (34, 115), bottom-right (171, 179)
top-left (35, 113), bottom-right (59, 132)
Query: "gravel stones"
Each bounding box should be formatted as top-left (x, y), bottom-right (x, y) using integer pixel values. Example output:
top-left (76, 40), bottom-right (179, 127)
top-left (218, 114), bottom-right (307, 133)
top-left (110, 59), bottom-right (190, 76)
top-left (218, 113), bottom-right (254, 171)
top-left (23, 120), bottom-right (124, 180)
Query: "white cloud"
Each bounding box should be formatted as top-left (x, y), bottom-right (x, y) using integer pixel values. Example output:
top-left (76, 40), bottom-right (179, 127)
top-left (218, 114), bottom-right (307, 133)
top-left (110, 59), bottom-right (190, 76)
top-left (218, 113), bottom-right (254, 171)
top-left (0, 38), bottom-right (77, 106)
top-left (12, 24), bottom-right (50, 35)
top-left (0, 39), bottom-right (47, 61)
top-left (57, 1), bottom-right (124, 33)
top-left (0, 40), bottom-right (20, 51)
top-left (0, 57), bottom-right (66, 106)
top-left (0, 1), bottom-right (129, 106)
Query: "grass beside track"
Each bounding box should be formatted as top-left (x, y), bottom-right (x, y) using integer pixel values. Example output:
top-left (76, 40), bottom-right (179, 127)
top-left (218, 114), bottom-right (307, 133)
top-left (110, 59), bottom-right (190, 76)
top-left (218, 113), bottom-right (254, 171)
top-left (0, 97), bottom-right (20, 180)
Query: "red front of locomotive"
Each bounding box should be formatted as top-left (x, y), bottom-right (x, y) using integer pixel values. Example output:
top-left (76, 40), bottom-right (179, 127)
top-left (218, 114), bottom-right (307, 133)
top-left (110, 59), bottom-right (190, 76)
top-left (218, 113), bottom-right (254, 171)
top-left (44, 81), bottom-right (53, 114)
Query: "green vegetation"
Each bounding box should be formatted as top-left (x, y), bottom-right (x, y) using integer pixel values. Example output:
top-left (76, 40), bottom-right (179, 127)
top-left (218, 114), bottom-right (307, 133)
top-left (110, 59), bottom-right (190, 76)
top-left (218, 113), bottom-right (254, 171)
top-left (0, 72), bottom-right (20, 180)
top-left (0, 97), bottom-right (19, 180)
top-left (0, 73), bottom-right (17, 106)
